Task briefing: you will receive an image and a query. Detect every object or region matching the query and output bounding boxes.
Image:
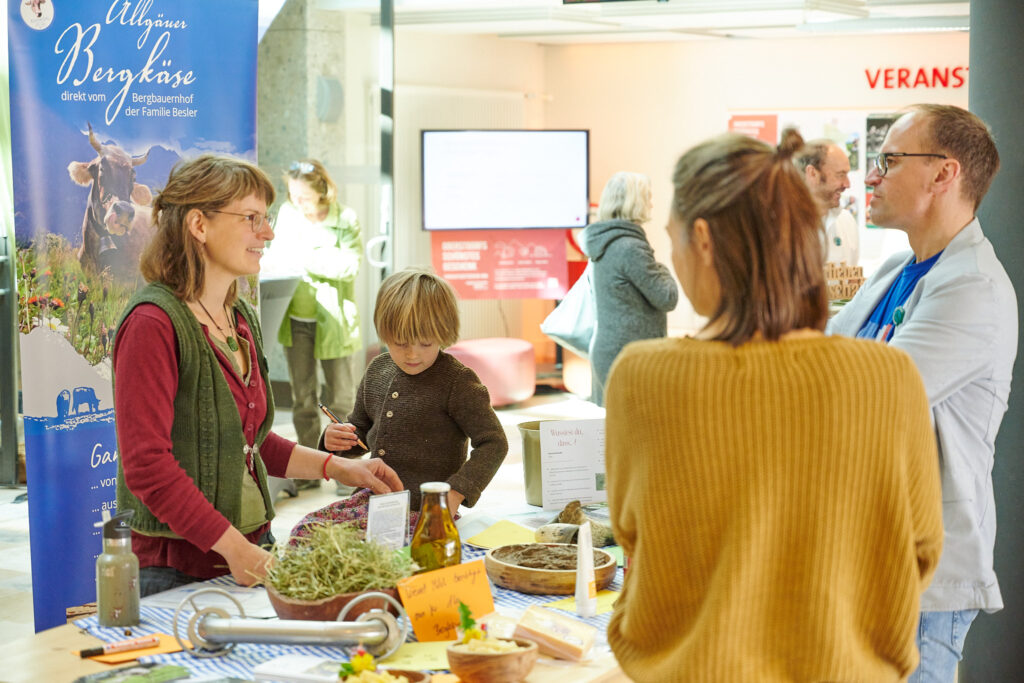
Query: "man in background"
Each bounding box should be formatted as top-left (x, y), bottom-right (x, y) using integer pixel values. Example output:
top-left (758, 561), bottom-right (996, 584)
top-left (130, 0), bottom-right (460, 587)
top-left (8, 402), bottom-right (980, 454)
top-left (828, 104), bottom-right (1017, 681)
top-left (794, 138), bottom-right (859, 265)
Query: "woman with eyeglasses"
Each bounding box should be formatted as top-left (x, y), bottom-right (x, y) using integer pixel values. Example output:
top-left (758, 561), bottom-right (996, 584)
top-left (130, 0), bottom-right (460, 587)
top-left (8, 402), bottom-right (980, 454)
top-left (263, 159), bottom-right (364, 493)
top-left (604, 131), bottom-right (943, 680)
top-left (112, 155), bottom-right (402, 596)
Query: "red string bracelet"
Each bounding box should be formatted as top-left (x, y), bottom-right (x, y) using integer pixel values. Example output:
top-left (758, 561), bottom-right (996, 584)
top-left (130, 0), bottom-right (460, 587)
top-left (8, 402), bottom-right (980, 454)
top-left (322, 453), bottom-right (333, 480)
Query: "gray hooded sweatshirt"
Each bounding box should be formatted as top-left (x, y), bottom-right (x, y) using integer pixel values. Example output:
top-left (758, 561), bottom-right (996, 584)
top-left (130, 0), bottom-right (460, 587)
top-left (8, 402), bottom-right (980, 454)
top-left (582, 219), bottom-right (679, 405)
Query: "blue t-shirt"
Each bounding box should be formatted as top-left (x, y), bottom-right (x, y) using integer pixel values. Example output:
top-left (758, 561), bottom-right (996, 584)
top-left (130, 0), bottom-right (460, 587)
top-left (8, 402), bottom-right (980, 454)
top-left (856, 251), bottom-right (943, 343)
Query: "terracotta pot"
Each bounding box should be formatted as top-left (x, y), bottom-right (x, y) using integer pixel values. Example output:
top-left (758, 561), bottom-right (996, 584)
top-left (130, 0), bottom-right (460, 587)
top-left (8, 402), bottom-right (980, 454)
top-left (265, 585), bottom-right (401, 622)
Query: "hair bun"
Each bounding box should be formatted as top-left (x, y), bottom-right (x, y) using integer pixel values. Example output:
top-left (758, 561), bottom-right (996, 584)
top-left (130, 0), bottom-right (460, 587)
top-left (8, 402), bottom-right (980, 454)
top-left (776, 127), bottom-right (805, 161)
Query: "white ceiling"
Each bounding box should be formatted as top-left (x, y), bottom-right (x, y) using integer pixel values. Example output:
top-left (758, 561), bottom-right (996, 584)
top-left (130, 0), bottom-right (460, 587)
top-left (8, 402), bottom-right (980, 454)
top-left (304, 0), bottom-right (970, 44)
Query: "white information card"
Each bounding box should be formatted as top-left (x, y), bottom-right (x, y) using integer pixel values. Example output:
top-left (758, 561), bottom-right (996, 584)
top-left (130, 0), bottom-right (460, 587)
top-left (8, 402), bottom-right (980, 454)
top-left (539, 418), bottom-right (606, 511)
top-left (366, 490), bottom-right (411, 550)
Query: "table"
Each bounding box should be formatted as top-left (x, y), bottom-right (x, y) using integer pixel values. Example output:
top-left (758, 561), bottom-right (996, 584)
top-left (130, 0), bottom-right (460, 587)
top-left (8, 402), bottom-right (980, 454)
top-left (0, 545), bottom-right (628, 682)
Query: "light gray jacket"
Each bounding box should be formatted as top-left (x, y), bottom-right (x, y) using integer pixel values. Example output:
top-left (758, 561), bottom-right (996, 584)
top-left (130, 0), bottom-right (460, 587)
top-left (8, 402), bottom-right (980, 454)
top-left (828, 218), bottom-right (1017, 612)
top-left (582, 220), bottom-right (678, 406)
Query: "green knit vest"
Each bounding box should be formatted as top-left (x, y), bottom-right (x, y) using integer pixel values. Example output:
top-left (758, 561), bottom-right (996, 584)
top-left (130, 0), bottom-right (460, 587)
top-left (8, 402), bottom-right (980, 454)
top-left (114, 283), bottom-right (276, 537)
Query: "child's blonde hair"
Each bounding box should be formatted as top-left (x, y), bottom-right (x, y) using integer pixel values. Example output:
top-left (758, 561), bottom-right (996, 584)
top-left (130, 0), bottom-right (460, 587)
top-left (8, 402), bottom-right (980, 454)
top-left (374, 267), bottom-right (460, 347)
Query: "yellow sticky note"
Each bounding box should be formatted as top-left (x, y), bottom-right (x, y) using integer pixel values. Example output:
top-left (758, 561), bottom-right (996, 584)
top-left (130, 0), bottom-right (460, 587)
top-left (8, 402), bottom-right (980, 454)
top-left (543, 589), bottom-right (619, 616)
top-left (397, 559), bottom-right (495, 642)
top-left (464, 520), bottom-right (536, 549)
top-left (382, 640), bottom-right (454, 671)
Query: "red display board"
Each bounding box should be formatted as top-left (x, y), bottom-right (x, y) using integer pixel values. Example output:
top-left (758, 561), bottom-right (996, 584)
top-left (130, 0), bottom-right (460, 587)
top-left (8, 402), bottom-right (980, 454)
top-left (728, 114), bottom-right (779, 143)
top-left (431, 229), bottom-right (568, 300)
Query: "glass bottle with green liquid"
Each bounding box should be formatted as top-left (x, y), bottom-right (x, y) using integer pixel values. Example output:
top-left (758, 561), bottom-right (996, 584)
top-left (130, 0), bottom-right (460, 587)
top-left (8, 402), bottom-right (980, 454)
top-left (410, 482), bottom-right (461, 573)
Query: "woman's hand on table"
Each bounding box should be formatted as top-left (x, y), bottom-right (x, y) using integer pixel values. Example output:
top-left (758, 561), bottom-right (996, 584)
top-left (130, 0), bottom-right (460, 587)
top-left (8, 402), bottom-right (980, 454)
top-left (212, 527), bottom-right (273, 586)
top-left (324, 422), bottom-right (361, 452)
top-left (330, 456), bottom-right (404, 495)
top-left (448, 489), bottom-right (465, 512)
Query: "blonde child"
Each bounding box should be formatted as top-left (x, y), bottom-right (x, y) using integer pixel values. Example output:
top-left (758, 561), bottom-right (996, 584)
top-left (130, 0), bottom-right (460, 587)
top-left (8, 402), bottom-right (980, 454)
top-left (291, 268), bottom-right (508, 536)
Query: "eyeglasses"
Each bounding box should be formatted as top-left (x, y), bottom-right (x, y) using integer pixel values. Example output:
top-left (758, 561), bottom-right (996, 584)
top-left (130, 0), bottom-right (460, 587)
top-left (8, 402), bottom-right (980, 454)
top-left (289, 161), bottom-right (314, 174)
top-left (205, 210), bottom-right (274, 232)
top-left (873, 152), bottom-right (949, 177)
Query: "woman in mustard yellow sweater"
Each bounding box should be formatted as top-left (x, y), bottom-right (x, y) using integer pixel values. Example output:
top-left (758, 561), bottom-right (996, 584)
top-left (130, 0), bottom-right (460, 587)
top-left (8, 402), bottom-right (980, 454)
top-left (604, 129), bottom-right (943, 682)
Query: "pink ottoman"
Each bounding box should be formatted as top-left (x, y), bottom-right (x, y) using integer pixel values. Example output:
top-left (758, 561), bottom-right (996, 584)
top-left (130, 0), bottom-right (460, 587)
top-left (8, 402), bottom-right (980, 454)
top-left (446, 338), bottom-right (536, 407)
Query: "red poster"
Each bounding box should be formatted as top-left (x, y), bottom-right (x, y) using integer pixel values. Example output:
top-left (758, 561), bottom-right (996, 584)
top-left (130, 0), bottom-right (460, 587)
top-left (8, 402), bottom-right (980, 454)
top-left (431, 230), bottom-right (568, 300)
top-left (728, 114), bottom-right (779, 143)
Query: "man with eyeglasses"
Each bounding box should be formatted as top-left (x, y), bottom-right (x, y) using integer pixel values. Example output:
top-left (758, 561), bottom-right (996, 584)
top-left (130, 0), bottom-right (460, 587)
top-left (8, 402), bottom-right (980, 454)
top-left (793, 137), bottom-right (859, 265)
top-left (829, 104), bottom-right (1018, 681)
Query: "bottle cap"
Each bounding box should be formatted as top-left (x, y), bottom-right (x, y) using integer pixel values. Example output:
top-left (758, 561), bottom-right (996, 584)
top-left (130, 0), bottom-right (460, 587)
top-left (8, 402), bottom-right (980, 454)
top-left (103, 510), bottom-right (135, 540)
top-left (420, 481), bottom-right (451, 494)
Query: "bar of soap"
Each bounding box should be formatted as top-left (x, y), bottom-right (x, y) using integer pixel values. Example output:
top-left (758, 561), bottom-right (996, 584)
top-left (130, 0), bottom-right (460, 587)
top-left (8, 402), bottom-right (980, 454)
top-left (512, 605), bottom-right (596, 661)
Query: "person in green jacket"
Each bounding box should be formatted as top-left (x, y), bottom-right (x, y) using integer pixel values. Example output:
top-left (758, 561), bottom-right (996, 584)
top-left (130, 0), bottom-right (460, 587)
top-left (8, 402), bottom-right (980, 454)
top-left (268, 160), bottom-right (363, 489)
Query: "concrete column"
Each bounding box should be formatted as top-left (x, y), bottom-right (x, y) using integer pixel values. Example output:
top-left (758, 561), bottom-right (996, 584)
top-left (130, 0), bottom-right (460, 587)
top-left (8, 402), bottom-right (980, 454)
top-left (256, 0), bottom-right (384, 386)
top-left (963, 1), bottom-right (1024, 679)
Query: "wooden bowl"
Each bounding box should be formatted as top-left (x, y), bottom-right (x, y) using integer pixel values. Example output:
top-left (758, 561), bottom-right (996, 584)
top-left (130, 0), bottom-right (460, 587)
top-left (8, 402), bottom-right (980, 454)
top-left (265, 585), bottom-right (400, 621)
top-left (380, 671), bottom-right (430, 682)
top-left (484, 543), bottom-right (616, 595)
top-left (446, 639), bottom-right (539, 683)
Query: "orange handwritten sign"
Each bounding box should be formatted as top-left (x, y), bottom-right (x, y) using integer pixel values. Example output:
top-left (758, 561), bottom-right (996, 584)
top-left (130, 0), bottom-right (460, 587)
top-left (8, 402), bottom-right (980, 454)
top-left (396, 559), bottom-right (494, 641)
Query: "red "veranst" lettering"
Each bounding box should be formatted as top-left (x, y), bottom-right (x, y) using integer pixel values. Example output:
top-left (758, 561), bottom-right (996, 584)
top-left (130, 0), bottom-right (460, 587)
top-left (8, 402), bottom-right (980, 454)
top-left (864, 66), bottom-right (968, 89)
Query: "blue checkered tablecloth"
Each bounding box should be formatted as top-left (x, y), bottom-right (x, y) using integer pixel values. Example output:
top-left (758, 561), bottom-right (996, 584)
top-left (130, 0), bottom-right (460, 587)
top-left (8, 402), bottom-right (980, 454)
top-left (73, 544), bottom-right (622, 679)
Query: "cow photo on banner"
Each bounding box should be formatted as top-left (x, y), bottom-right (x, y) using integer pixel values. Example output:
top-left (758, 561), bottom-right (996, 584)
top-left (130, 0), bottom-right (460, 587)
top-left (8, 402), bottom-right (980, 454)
top-left (7, 0), bottom-right (259, 631)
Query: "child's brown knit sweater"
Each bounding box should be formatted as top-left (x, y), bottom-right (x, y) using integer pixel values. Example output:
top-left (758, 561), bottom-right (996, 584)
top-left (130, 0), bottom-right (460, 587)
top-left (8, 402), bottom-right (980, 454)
top-left (335, 351), bottom-right (508, 510)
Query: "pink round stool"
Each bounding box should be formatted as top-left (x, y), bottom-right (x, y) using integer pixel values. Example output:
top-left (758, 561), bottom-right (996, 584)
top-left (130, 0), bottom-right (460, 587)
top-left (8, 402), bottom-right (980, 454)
top-left (446, 337), bottom-right (536, 407)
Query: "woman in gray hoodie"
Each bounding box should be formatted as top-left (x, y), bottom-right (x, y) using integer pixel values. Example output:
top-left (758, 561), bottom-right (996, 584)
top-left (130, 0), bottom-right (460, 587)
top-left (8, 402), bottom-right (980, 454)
top-left (582, 172), bottom-right (679, 405)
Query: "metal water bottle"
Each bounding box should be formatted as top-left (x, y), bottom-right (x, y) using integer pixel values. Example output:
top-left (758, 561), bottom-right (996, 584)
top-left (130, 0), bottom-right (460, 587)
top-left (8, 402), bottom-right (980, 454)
top-left (410, 482), bottom-right (461, 573)
top-left (96, 510), bottom-right (140, 627)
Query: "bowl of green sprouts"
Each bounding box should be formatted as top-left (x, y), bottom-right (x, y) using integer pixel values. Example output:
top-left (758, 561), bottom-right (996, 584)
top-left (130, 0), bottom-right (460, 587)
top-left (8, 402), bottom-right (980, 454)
top-left (264, 522), bottom-right (415, 621)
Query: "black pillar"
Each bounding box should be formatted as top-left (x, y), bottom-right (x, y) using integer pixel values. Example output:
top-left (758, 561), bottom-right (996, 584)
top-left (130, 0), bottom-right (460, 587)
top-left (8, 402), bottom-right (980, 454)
top-left (963, 1), bottom-right (1024, 678)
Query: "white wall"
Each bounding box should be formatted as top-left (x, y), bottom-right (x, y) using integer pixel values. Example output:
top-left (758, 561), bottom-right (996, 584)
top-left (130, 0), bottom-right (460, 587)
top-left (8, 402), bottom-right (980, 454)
top-left (397, 30), bottom-right (970, 334)
top-left (395, 33), bottom-right (552, 346)
top-left (542, 33), bottom-right (969, 332)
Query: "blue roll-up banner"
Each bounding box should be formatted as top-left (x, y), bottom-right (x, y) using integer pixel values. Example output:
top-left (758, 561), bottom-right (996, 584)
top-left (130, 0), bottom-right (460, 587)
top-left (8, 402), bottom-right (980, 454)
top-left (7, 0), bottom-right (258, 631)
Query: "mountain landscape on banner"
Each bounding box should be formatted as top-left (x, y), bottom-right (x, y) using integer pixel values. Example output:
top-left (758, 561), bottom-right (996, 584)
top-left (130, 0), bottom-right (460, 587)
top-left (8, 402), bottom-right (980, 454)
top-left (19, 327), bottom-right (114, 421)
top-left (11, 102), bottom-right (186, 245)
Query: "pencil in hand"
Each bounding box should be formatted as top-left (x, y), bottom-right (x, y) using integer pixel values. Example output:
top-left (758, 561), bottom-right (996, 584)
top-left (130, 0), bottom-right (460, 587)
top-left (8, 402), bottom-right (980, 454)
top-left (318, 402), bottom-right (368, 451)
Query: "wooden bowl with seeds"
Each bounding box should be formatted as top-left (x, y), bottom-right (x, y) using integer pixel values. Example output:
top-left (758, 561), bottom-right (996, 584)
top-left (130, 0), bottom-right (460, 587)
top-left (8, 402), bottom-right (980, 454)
top-left (484, 543), bottom-right (616, 595)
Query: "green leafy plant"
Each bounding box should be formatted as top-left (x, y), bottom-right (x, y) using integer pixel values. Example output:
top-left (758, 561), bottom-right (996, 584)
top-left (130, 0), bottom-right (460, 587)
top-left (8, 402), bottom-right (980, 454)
top-left (265, 522), bottom-right (414, 601)
top-left (458, 601), bottom-right (486, 644)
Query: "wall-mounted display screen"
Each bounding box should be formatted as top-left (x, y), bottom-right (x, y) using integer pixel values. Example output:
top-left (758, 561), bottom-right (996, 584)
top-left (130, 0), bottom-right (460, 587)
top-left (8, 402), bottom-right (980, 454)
top-left (421, 129), bottom-right (589, 231)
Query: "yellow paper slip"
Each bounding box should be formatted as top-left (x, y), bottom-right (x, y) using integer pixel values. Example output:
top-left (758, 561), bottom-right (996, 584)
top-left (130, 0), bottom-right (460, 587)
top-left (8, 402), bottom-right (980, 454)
top-left (383, 640), bottom-right (455, 671)
top-left (544, 590), bottom-right (619, 616)
top-left (464, 519), bottom-right (537, 549)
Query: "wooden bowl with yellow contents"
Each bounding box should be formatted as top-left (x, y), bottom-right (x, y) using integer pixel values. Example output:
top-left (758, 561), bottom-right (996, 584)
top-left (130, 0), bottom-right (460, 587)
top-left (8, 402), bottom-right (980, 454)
top-left (378, 671), bottom-right (429, 682)
top-left (446, 638), bottom-right (539, 683)
top-left (484, 542), bottom-right (616, 595)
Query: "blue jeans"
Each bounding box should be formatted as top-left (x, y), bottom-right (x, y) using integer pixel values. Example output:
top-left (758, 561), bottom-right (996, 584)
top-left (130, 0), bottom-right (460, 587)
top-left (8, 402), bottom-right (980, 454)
top-left (908, 609), bottom-right (979, 683)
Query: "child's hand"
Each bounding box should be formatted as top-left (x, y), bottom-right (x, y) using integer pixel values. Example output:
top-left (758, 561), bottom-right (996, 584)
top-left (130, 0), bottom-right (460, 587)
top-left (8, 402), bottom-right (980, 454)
top-left (325, 422), bottom-right (362, 452)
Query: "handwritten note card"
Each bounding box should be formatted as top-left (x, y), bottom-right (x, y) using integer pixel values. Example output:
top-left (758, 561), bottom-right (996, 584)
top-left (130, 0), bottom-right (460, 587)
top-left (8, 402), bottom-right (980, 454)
top-left (539, 418), bottom-right (606, 510)
top-left (396, 559), bottom-right (494, 641)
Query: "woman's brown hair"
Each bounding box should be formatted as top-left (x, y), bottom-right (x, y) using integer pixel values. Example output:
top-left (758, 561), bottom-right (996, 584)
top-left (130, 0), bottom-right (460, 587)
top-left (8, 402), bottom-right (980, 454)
top-left (284, 158), bottom-right (337, 209)
top-left (670, 129), bottom-right (827, 345)
top-left (139, 154), bottom-right (275, 303)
